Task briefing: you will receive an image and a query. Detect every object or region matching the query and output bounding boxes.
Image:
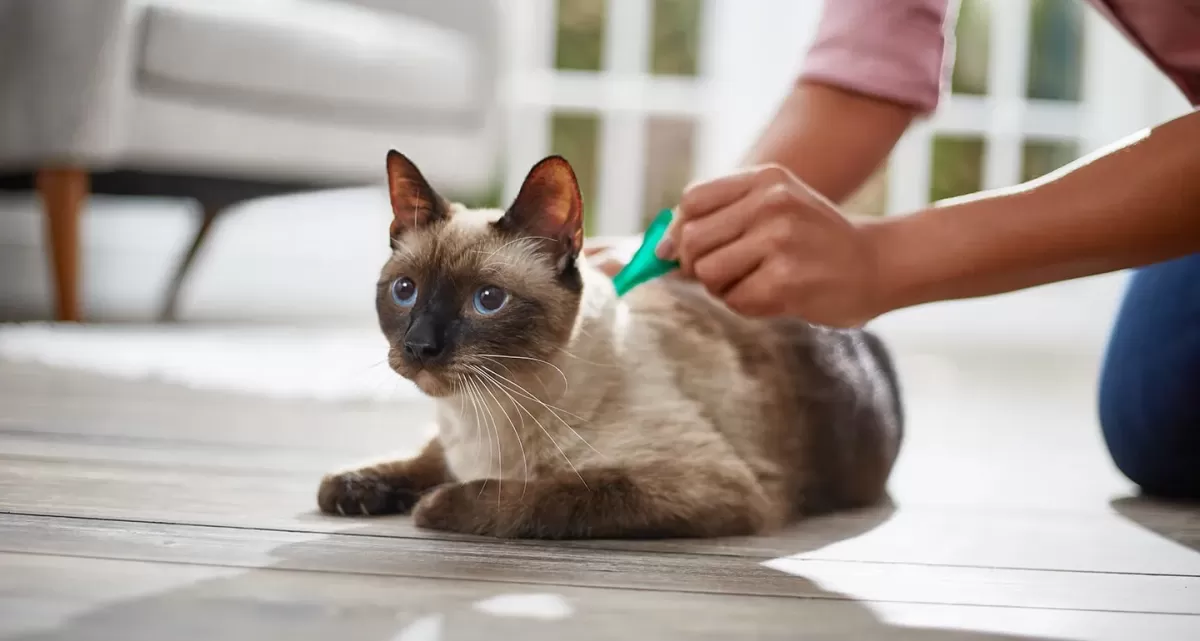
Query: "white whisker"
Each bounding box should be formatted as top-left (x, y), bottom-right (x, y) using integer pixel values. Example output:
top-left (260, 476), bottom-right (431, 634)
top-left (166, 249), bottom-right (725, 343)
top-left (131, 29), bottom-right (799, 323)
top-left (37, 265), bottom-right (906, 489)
top-left (477, 353), bottom-right (570, 391)
top-left (554, 346), bottom-right (618, 368)
top-left (474, 364), bottom-right (589, 491)
top-left (463, 373), bottom-right (489, 494)
top-left (466, 374), bottom-right (499, 499)
top-left (454, 374), bottom-right (480, 477)
top-left (479, 365), bottom-right (606, 461)
top-left (472, 372), bottom-right (504, 504)
top-left (470, 365), bottom-right (529, 499)
top-left (478, 364), bottom-right (587, 423)
top-left (463, 373), bottom-right (484, 475)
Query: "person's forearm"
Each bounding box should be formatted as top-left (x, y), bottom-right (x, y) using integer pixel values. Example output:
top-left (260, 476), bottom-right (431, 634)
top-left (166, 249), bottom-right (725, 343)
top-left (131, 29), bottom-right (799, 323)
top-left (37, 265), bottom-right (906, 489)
top-left (741, 81), bottom-right (918, 203)
top-left (866, 110), bottom-right (1200, 315)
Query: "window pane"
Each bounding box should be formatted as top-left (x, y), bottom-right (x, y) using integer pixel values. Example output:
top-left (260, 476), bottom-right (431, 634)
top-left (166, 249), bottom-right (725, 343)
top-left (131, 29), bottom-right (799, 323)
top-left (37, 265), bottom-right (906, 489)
top-left (951, 0), bottom-right (991, 95)
top-left (550, 114), bottom-right (600, 234)
top-left (1022, 140), bottom-right (1078, 182)
top-left (555, 0), bottom-right (606, 71)
top-left (650, 0), bottom-right (701, 76)
top-left (1026, 0), bottom-right (1083, 101)
top-left (930, 136), bottom-right (985, 202)
top-left (844, 167), bottom-right (888, 216)
top-left (642, 116), bottom-right (695, 227)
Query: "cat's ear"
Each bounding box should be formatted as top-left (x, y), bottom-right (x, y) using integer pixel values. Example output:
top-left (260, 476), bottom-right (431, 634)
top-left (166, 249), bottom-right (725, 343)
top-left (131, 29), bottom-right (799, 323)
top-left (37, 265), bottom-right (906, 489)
top-left (386, 150), bottom-right (447, 242)
top-left (496, 155), bottom-right (584, 265)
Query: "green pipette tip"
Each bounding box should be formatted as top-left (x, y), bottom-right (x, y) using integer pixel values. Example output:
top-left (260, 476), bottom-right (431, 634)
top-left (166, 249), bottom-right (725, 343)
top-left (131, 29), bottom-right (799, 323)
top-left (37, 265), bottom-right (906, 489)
top-left (611, 208), bottom-right (679, 297)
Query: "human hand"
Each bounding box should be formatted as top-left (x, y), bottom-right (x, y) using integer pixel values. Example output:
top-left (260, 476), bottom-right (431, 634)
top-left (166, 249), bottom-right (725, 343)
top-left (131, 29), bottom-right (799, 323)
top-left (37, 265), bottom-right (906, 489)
top-left (656, 164), bottom-right (883, 327)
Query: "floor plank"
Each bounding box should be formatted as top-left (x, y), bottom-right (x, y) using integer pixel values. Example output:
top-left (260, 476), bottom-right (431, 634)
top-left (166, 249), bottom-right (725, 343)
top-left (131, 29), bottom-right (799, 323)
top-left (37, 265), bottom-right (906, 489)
top-left (4, 454), bottom-right (1197, 577)
top-left (7, 553), bottom-right (1197, 641)
top-left (2, 514), bottom-right (1197, 616)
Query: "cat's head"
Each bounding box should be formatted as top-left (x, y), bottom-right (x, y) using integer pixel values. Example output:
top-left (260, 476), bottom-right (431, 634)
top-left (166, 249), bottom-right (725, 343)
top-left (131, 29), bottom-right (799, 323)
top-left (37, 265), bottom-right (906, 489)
top-left (377, 151), bottom-right (586, 397)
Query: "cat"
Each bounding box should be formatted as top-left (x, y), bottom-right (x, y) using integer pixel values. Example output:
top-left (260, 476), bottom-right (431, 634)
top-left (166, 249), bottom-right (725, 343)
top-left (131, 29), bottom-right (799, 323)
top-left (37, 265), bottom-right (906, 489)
top-left (316, 150), bottom-right (904, 539)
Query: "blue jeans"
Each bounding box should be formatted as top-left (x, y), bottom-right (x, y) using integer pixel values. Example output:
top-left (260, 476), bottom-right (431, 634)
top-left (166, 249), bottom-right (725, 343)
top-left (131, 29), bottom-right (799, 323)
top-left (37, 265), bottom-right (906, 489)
top-left (1099, 254), bottom-right (1200, 498)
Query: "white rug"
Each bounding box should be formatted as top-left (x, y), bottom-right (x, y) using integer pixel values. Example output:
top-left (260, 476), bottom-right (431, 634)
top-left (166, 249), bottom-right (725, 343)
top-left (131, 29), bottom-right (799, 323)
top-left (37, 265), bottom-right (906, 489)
top-left (0, 323), bottom-right (424, 403)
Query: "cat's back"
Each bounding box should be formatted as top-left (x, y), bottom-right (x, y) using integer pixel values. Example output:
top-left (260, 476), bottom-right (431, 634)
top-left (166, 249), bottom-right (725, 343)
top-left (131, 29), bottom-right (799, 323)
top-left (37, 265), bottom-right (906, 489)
top-left (623, 278), bottom-right (904, 512)
top-left (622, 279), bottom-right (781, 408)
top-left (624, 278), bottom-right (827, 396)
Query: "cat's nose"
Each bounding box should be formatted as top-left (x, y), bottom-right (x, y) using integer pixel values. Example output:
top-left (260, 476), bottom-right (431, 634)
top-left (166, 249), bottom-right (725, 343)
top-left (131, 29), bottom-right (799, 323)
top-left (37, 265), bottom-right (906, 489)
top-left (402, 316), bottom-right (446, 365)
top-left (403, 335), bottom-right (444, 364)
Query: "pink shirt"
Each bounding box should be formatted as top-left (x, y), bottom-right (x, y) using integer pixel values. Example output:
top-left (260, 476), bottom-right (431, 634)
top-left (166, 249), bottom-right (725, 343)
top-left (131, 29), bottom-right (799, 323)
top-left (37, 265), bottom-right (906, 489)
top-left (801, 0), bottom-right (1200, 112)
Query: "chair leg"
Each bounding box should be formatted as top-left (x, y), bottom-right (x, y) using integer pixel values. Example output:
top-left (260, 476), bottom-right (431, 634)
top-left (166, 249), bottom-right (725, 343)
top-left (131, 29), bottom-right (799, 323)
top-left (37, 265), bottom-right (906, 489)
top-left (36, 168), bottom-right (89, 322)
top-left (159, 204), bottom-right (221, 322)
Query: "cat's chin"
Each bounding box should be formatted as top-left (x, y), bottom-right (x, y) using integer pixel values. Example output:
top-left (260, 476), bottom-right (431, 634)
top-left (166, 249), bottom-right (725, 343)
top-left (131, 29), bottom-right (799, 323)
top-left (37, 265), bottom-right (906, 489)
top-left (389, 359), bottom-right (455, 398)
top-left (411, 370), bottom-right (455, 398)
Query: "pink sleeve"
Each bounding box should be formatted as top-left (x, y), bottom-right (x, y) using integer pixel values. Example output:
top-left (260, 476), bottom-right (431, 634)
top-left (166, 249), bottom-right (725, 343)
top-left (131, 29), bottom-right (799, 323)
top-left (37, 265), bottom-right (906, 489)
top-left (800, 0), bottom-right (955, 114)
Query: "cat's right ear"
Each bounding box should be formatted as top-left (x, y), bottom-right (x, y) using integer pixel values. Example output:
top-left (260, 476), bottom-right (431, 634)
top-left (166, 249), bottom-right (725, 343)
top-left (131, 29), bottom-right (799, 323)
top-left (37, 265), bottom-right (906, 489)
top-left (386, 150), bottom-right (447, 243)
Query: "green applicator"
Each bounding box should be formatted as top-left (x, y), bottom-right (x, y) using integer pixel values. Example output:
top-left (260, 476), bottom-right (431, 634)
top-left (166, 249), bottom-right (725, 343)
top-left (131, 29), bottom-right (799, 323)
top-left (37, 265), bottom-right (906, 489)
top-left (611, 208), bottom-right (680, 296)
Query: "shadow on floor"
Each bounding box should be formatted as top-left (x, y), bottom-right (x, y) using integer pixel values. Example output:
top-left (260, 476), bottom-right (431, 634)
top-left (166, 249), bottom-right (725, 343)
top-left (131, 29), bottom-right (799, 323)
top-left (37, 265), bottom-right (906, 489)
top-left (1111, 495), bottom-right (1200, 553)
top-left (9, 502), bottom-right (1064, 641)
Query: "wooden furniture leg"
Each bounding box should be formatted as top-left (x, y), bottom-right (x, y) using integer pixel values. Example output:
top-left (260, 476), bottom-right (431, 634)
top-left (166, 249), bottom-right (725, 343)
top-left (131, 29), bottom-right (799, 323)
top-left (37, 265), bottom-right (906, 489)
top-left (36, 168), bottom-right (89, 322)
top-left (159, 203), bottom-right (222, 322)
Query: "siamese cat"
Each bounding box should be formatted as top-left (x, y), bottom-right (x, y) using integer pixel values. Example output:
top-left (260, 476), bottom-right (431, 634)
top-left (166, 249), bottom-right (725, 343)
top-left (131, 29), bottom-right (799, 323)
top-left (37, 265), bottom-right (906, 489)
top-left (317, 151), bottom-right (903, 539)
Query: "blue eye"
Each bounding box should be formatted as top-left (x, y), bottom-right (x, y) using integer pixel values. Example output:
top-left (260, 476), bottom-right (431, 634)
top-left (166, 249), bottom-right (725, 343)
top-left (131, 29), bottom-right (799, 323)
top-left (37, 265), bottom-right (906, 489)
top-left (473, 285), bottom-right (508, 314)
top-left (391, 277), bottom-right (418, 307)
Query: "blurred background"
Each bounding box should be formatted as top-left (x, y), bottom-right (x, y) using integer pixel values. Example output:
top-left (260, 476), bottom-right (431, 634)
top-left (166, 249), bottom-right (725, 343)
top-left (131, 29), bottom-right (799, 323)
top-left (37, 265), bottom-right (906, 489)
top-left (0, 0), bottom-right (1192, 399)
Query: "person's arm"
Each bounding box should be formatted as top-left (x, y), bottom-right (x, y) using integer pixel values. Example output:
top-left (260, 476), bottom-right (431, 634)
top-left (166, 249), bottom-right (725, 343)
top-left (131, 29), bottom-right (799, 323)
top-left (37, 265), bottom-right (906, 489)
top-left (585, 82), bottom-right (916, 277)
top-left (665, 110), bottom-right (1200, 327)
top-left (866, 109), bottom-right (1200, 315)
top-left (739, 0), bottom-right (952, 202)
top-left (739, 81), bottom-right (916, 204)
top-left (588, 82), bottom-right (919, 275)
top-left (644, 0), bottom-right (950, 261)
top-left (589, 0), bottom-right (953, 279)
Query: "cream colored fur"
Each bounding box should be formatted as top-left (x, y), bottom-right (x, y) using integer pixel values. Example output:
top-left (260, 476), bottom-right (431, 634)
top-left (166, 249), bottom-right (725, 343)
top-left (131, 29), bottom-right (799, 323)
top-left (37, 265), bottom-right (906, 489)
top-left (434, 239), bottom-right (790, 525)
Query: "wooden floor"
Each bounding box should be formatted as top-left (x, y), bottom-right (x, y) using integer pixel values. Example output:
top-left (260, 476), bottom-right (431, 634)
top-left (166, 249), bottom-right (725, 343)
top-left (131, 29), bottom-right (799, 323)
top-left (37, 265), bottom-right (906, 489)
top-left (0, 348), bottom-right (1197, 640)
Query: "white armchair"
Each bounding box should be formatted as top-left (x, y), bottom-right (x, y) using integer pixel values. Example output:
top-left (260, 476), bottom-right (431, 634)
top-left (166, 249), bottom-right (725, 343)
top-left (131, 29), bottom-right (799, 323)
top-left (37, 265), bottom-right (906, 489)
top-left (0, 0), bottom-right (502, 321)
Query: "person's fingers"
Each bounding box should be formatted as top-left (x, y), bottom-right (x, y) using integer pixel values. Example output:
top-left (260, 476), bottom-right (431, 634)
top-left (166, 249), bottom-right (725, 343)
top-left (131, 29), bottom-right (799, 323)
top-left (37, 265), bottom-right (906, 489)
top-left (659, 170), bottom-right (758, 260)
top-left (677, 191), bottom-right (763, 273)
top-left (656, 212), bottom-right (682, 260)
top-left (722, 258), bottom-right (793, 317)
top-left (661, 165), bottom-right (794, 260)
top-left (691, 230), bottom-right (769, 296)
top-left (677, 169), bottom-right (761, 221)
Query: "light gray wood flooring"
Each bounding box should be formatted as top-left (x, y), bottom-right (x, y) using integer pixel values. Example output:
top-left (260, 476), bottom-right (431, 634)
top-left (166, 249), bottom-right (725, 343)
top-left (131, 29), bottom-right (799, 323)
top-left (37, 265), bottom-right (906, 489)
top-left (0, 347), bottom-right (1197, 640)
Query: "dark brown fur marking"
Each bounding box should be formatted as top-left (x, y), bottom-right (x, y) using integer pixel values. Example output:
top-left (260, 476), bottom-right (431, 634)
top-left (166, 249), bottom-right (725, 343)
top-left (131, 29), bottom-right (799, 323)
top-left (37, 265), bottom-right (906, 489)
top-left (317, 439), bottom-right (450, 516)
top-left (412, 463), bottom-right (770, 539)
top-left (793, 327), bottom-right (904, 512)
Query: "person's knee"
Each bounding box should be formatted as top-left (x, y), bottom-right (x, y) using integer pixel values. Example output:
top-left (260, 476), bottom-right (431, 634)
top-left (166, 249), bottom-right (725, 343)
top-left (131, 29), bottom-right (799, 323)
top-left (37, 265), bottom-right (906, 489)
top-left (1098, 255), bottom-right (1200, 498)
top-left (1098, 372), bottom-right (1198, 498)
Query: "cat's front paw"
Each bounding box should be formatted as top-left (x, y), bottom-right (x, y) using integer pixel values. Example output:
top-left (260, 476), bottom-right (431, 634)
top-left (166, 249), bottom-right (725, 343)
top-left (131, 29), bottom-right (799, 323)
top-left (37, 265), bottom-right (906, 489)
top-left (412, 480), bottom-right (501, 535)
top-left (317, 469), bottom-right (421, 517)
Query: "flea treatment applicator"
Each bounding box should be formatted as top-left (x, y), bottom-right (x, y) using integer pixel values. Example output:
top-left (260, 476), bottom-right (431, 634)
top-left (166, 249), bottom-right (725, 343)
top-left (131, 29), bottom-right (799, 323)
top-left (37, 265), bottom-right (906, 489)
top-left (610, 208), bottom-right (680, 296)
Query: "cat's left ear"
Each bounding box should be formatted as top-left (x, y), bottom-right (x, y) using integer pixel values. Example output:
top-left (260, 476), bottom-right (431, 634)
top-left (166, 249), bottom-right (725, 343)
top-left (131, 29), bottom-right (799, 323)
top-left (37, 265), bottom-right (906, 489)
top-left (496, 155), bottom-right (584, 267)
